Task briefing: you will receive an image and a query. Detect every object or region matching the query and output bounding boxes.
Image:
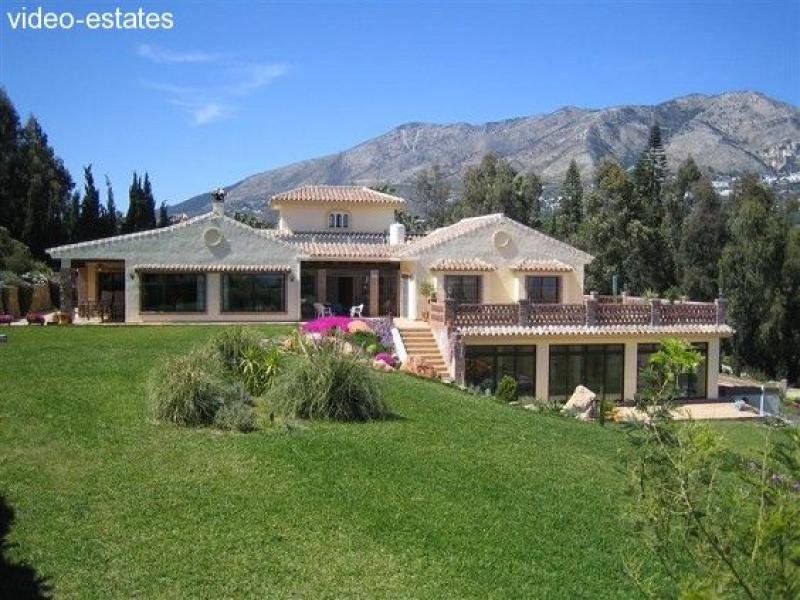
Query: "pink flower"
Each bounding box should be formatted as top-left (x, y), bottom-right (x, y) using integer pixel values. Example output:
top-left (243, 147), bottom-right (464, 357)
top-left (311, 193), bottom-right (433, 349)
top-left (374, 352), bottom-right (395, 367)
top-left (302, 316), bottom-right (354, 335)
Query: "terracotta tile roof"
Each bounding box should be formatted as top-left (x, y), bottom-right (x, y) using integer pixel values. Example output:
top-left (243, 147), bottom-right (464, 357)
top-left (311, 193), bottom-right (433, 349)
top-left (398, 214), bottom-right (505, 256)
top-left (134, 264), bottom-right (293, 273)
top-left (458, 324), bottom-right (734, 337)
top-left (429, 258), bottom-right (496, 271)
top-left (292, 241), bottom-right (396, 259)
top-left (510, 259), bottom-right (574, 272)
top-left (270, 185), bottom-right (405, 206)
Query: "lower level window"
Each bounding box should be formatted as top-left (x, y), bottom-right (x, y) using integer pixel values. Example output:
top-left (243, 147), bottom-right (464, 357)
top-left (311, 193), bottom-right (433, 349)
top-left (637, 342), bottom-right (708, 399)
top-left (141, 273), bottom-right (206, 312)
top-left (465, 345), bottom-right (536, 394)
top-left (444, 275), bottom-right (482, 303)
top-left (222, 273), bottom-right (286, 312)
top-left (548, 344), bottom-right (624, 403)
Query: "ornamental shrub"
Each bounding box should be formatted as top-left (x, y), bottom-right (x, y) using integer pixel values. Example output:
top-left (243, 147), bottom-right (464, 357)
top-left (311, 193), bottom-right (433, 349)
top-left (302, 316), bottom-right (353, 335)
top-left (213, 384), bottom-right (257, 432)
top-left (270, 343), bottom-right (388, 422)
top-left (148, 346), bottom-right (230, 426)
top-left (209, 326), bottom-right (262, 370)
top-left (496, 375), bottom-right (518, 403)
top-left (238, 343), bottom-right (283, 396)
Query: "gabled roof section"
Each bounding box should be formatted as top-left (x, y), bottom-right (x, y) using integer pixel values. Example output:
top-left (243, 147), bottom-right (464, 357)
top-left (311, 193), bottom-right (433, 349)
top-left (510, 259), bottom-right (574, 272)
top-left (46, 213), bottom-right (215, 257)
top-left (46, 213), bottom-right (298, 258)
top-left (398, 213), bottom-right (594, 264)
top-left (270, 185), bottom-right (406, 207)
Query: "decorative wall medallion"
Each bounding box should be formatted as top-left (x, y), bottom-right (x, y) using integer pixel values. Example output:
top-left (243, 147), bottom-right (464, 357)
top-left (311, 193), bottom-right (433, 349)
top-left (203, 227), bottom-right (224, 247)
top-left (493, 229), bottom-right (511, 249)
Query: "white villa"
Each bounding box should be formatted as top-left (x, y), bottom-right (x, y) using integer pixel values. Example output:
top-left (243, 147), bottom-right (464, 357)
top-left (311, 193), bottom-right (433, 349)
top-left (47, 185), bottom-right (731, 402)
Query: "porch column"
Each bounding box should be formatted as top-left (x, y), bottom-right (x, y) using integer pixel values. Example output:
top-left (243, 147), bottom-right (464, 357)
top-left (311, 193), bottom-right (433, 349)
top-left (707, 338), bottom-right (720, 400)
top-left (535, 343), bottom-right (549, 401)
top-left (87, 262), bottom-right (98, 302)
top-left (316, 269), bottom-right (327, 303)
top-left (623, 341), bottom-right (638, 401)
top-left (408, 276), bottom-right (418, 320)
top-left (369, 269), bottom-right (379, 316)
top-left (58, 258), bottom-right (73, 315)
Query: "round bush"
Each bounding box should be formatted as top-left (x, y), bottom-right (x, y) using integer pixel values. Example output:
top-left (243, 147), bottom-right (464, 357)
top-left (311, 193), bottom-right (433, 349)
top-left (213, 385), bottom-right (257, 432)
top-left (148, 347), bottom-right (230, 426)
top-left (496, 375), bottom-right (519, 403)
top-left (271, 345), bottom-right (388, 422)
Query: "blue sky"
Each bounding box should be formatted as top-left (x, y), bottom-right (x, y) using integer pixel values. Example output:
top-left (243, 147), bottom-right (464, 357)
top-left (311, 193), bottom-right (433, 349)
top-left (1, 0), bottom-right (798, 209)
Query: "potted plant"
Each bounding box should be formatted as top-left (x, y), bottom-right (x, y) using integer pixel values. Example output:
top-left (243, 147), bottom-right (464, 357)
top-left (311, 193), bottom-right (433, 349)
top-left (418, 280), bottom-right (436, 321)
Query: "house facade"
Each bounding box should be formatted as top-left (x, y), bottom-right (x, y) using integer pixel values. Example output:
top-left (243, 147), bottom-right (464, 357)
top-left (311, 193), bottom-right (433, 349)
top-left (47, 185), bottom-right (731, 402)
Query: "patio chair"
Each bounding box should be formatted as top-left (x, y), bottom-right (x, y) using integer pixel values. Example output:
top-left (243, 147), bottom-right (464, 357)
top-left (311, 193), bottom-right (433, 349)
top-left (350, 304), bottom-right (364, 318)
top-left (313, 302), bottom-right (332, 317)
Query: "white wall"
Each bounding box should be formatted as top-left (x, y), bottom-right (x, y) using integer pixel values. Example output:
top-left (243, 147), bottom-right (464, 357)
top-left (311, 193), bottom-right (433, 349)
top-left (275, 202), bottom-right (396, 233)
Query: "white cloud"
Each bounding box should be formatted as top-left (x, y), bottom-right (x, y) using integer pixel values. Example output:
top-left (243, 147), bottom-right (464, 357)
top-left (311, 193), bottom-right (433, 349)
top-left (137, 46), bottom-right (288, 126)
top-left (137, 44), bottom-right (222, 64)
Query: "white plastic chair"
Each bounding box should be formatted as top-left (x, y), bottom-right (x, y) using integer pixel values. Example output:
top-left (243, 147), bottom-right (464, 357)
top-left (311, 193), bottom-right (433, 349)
top-left (314, 302), bottom-right (332, 317)
top-left (350, 304), bottom-right (364, 317)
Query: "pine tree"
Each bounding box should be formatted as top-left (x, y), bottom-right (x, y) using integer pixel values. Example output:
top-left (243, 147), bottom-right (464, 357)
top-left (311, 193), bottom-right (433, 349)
top-left (0, 88), bottom-right (23, 240)
top-left (720, 175), bottom-right (788, 375)
top-left (412, 164), bottom-right (451, 228)
top-left (557, 160), bottom-right (583, 241)
top-left (104, 175), bottom-right (118, 236)
top-left (581, 157), bottom-right (635, 293)
top-left (677, 177), bottom-right (726, 300)
top-left (158, 202), bottom-right (169, 228)
top-left (19, 116), bottom-right (73, 256)
top-left (76, 165), bottom-right (104, 241)
top-left (663, 156), bottom-right (703, 283)
top-left (513, 171), bottom-right (543, 229)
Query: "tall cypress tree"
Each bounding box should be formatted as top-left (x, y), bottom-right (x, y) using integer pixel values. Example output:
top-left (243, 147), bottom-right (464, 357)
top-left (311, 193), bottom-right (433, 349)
top-left (513, 171), bottom-right (544, 229)
top-left (678, 177), bottom-right (726, 300)
top-left (76, 165), bottom-right (104, 242)
top-left (104, 175), bottom-right (118, 236)
top-left (122, 172), bottom-right (141, 233)
top-left (142, 172), bottom-right (157, 229)
top-left (158, 201), bottom-right (169, 228)
top-left (720, 175), bottom-right (788, 375)
top-left (557, 160), bottom-right (583, 241)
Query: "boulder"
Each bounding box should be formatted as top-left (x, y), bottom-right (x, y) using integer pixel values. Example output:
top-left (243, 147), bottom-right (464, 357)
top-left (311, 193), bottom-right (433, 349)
top-left (29, 283), bottom-right (52, 313)
top-left (561, 385), bottom-right (597, 417)
top-left (347, 320), bottom-right (372, 333)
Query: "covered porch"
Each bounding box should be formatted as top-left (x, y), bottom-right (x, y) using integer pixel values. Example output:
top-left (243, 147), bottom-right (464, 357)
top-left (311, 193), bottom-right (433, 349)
top-left (299, 261), bottom-right (401, 319)
top-left (68, 259), bottom-right (126, 322)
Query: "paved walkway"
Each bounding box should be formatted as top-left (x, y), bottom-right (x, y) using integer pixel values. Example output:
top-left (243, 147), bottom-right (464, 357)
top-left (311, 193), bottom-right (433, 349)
top-left (617, 402), bottom-right (762, 422)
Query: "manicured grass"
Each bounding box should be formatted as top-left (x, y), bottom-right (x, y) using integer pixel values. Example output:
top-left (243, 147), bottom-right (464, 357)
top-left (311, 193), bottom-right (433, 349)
top-left (0, 326), bottom-right (770, 598)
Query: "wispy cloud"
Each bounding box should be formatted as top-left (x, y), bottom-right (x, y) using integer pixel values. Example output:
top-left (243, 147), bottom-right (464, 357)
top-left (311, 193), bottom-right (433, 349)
top-left (137, 45), bottom-right (288, 125)
top-left (137, 44), bottom-right (222, 64)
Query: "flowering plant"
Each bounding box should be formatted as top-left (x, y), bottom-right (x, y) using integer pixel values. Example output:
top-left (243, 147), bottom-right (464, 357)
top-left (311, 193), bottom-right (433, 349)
top-left (302, 316), bottom-right (353, 335)
top-left (374, 352), bottom-right (395, 367)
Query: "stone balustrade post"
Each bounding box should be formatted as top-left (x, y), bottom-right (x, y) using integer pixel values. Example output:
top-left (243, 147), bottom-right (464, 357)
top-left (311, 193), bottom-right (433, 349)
top-left (650, 298), bottom-right (662, 326)
top-left (517, 298), bottom-right (530, 326)
top-left (444, 297), bottom-right (458, 327)
top-left (585, 291), bottom-right (598, 326)
top-left (451, 332), bottom-right (465, 385)
top-left (714, 297), bottom-right (727, 325)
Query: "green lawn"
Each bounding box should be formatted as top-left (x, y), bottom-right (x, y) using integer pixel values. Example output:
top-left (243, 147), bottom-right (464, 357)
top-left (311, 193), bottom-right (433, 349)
top-left (0, 326), bottom-right (770, 598)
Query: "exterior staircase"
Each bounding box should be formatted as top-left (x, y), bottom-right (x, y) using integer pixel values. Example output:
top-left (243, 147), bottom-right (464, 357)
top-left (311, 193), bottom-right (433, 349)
top-left (397, 325), bottom-right (450, 379)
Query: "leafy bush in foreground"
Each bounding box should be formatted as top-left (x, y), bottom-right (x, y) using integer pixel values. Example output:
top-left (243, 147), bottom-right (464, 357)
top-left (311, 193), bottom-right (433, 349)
top-left (213, 384), bottom-right (257, 432)
top-left (271, 342), bottom-right (388, 422)
top-left (238, 344), bottom-right (283, 396)
top-left (209, 326), bottom-right (263, 370)
top-left (495, 375), bottom-right (518, 403)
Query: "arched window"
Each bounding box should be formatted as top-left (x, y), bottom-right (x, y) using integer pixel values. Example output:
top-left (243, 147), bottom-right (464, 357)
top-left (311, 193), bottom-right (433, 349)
top-left (328, 212), bottom-right (349, 229)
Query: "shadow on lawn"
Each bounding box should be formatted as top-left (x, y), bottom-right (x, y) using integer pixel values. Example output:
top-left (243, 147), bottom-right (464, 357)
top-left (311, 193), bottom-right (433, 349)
top-left (0, 494), bottom-right (52, 599)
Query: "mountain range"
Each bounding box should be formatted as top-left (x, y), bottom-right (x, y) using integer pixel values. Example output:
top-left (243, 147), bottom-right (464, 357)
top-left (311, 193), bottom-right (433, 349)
top-left (172, 91), bottom-right (800, 218)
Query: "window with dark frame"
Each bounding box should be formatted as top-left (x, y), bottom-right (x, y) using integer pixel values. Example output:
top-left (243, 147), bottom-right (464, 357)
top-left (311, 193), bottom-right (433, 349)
top-left (526, 276), bottom-right (561, 303)
top-left (465, 345), bottom-right (536, 394)
top-left (548, 344), bottom-right (624, 403)
top-left (443, 275), bottom-right (482, 303)
top-left (221, 273), bottom-right (286, 313)
top-left (140, 273), bottom-right (206, 313)
top-left (328, 212), bottom-right (349, 229)
top-left (636, 342), bottom-right (708, 399)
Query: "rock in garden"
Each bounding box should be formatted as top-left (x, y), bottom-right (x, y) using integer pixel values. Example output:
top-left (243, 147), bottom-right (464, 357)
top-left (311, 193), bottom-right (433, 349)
top-left (561, 385), bottom-right (596, 417)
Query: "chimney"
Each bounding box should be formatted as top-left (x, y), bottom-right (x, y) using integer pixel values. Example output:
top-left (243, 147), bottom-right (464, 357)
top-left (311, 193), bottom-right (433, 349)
top-left (389, 222), bottom-right (406, 245)
top-left (211, 187), bottom-right (226, 216)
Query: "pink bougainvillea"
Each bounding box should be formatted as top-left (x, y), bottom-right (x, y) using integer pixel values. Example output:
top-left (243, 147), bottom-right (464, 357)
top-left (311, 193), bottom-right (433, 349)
top-left (302, 316), bottom-right (353, 335)
top-left (374, 352), bottom-right (395, 367)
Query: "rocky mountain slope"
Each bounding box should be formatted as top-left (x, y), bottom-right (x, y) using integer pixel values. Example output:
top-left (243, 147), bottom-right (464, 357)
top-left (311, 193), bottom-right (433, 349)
top-left (173, 91), bottom-right (799, 217)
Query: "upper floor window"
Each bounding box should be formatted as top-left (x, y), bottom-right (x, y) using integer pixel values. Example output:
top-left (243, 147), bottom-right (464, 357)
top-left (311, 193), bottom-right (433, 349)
top-left (444, 275), bottom-right (483, 304)
top-left (527, 276), bottom-right (561, 304)
top-left (328, 212), bottom-right (349, 229)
